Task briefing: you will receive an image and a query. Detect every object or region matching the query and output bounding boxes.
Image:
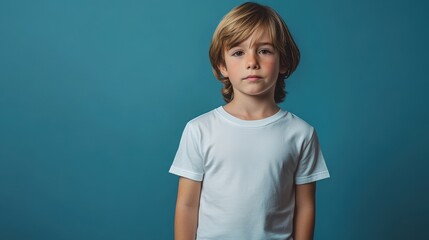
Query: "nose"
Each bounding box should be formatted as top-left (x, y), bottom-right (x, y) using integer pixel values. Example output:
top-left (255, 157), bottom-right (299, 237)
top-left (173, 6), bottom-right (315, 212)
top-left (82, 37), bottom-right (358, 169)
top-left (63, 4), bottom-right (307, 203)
top-left (246, 53), bottom-right (259, 70)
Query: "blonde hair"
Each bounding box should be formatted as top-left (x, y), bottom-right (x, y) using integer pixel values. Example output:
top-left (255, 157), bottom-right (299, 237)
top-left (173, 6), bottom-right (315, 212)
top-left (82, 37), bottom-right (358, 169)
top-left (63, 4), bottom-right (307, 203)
top-left (209, 2), bottom-right (300, 103)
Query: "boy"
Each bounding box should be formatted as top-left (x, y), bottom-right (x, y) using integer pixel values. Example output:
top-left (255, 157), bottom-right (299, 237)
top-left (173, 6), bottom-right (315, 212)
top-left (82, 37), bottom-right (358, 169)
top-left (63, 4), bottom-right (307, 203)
top-left (169, 2), bottom-right (330, 240)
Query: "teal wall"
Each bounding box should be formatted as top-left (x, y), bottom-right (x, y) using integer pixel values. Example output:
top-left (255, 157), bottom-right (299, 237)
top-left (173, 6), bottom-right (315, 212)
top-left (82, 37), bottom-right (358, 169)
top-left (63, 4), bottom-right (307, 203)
top-left (1, 0), bottom-right (428, 239)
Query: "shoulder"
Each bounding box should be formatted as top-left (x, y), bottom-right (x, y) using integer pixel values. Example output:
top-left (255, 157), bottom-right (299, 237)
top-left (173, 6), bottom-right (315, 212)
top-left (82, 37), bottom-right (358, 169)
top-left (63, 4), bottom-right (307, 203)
top-left (283, 111), bottom-right (315, 135)
top-left (182, 107), bottom-right (220, 134)
top-left (180, 108), bottom-right (221, 143)
top-left (280, 110), bottom-right (317, 146)
top-left (186, 108), bottom-right (217, 126)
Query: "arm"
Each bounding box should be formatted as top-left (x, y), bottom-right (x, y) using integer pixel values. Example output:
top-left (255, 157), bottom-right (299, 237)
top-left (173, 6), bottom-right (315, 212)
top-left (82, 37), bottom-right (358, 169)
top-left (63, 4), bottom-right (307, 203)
top-left (174, 177), bottom-right (202, 240)
top-left (293, 182), bottom-right (316, 240)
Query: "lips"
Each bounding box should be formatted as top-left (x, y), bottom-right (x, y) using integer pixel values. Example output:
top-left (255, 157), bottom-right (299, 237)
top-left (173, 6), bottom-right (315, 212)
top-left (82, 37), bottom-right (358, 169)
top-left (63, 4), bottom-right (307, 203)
top-left (243, 75), bottom-right (262, 81)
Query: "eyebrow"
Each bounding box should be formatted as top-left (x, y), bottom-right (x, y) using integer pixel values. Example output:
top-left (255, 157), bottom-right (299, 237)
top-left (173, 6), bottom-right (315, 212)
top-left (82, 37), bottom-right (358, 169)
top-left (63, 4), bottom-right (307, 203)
top-left (228, 42), bottom-right (274, 50)
top-left (253, 42), bottom-right (274, 47)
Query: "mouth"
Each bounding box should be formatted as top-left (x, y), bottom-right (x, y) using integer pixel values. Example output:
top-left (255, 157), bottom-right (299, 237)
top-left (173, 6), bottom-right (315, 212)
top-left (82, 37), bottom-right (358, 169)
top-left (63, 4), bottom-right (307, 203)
top-left (243, 75), bottom-right (262, 81)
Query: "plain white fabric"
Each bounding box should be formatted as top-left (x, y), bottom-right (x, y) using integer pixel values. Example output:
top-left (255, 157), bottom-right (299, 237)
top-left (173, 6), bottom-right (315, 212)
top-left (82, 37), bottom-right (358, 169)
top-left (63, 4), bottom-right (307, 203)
top-left (169, 106), bottom-right (330, 240)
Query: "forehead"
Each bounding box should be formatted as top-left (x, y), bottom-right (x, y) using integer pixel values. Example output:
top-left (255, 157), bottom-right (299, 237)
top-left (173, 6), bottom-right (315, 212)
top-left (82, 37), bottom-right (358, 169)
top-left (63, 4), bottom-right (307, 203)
top-left (224, 27), bottom-right (274, 49)
top-left (246, 29), bottom-right (273, 47)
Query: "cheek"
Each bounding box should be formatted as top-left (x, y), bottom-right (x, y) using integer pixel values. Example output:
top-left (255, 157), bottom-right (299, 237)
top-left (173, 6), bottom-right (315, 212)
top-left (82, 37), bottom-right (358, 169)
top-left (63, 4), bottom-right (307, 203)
top-left (264, 59), bottom-right (280, 72)
top-left (225, 60), bottom-right (240, 74)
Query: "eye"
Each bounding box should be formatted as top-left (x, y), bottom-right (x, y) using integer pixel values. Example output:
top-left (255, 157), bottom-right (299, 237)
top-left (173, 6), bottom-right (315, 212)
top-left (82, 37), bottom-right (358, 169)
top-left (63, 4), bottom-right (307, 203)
top-left (259, 49), bottom-right (273, 55)
top-left (231, 51), bottom-right (244, 57)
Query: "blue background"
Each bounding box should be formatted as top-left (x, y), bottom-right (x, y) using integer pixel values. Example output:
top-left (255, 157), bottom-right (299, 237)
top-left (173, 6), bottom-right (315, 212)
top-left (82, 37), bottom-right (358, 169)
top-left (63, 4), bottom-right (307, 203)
top-left (1, 0), bottom-right (428, 239)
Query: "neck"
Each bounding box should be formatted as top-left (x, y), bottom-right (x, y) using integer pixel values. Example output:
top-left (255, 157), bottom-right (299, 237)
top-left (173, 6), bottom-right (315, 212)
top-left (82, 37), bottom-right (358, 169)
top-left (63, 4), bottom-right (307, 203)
top-left (223, 93), bottom-right (279, 120)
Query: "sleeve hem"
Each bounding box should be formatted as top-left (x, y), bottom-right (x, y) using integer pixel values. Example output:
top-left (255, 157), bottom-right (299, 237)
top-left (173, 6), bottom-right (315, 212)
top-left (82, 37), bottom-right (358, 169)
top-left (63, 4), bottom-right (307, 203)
top-left (295, 170), bottom-right (330, 185)
top-left (169, 166), bottom-right (204, 181)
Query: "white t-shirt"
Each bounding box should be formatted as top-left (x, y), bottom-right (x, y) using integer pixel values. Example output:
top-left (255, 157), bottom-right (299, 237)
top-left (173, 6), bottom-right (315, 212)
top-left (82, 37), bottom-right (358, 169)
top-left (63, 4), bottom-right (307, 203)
top-left (169, 106), bottom-right (330, 240)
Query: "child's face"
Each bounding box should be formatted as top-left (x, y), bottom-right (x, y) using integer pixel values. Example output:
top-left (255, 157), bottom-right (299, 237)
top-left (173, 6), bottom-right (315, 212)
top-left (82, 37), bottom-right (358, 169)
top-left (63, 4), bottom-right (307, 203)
top-left (219, 29), bottom-right (286, 102)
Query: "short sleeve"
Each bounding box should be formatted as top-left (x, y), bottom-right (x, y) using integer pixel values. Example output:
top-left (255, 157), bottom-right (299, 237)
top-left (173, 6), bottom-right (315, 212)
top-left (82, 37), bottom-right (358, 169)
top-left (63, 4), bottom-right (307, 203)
top-left (294, 128), bottom-right (330, 185)
top-left (169, 123), bottom-right (204, 181)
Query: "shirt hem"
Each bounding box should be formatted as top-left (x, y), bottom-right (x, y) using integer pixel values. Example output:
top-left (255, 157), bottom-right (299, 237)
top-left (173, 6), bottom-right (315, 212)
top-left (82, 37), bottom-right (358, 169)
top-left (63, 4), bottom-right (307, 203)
top-left (169, 166), bottom-right (203, 181)
top-left (295, 171), bottom-right (330, 185)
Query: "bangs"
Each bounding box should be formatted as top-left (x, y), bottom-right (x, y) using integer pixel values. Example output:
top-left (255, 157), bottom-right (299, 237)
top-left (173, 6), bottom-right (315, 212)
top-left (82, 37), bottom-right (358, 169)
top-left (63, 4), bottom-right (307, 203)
top-left (221, 11), bottom-right (277, 50)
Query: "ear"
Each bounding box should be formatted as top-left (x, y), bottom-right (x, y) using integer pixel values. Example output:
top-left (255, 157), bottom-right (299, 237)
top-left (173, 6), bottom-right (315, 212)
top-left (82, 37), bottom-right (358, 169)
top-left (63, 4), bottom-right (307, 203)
top-left (279, 65), bottom-right (287, 75)
top-left (218, 64), bottom-right (229, 78)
